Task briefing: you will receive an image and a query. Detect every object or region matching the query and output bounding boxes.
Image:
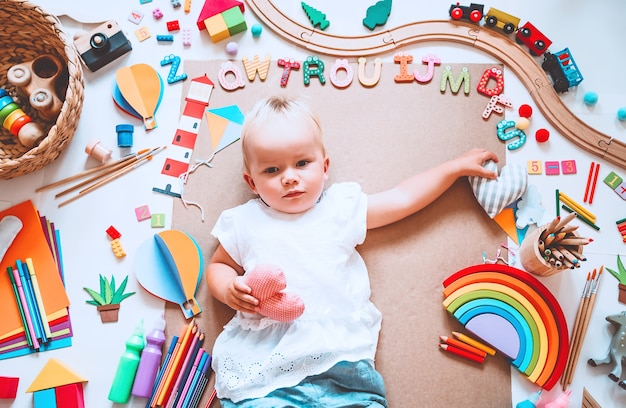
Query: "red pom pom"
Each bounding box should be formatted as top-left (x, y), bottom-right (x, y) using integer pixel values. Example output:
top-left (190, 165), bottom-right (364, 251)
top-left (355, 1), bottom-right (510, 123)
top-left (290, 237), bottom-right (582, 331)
top-left (535, 128), bottom-right (550, 143)
top-left (518, 104), bottom-right (533, 118)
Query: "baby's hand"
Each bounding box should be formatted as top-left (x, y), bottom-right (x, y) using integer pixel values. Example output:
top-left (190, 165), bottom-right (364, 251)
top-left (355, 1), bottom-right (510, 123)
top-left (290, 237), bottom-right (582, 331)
top-left (224, 276), bottom-right (259, 313)
top-left (455, 148), bottom-right (499, 179)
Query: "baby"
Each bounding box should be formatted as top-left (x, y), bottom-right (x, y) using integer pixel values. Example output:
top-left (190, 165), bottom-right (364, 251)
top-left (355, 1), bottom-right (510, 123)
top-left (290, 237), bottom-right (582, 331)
top-left (206, 95), bottom-right (498, 406)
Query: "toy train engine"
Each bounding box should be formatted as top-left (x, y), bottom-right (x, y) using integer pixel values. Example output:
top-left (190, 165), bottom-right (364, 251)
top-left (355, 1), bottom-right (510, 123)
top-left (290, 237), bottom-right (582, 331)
top-left (484, 7), bottom-right (520, 34)
top-left (542, 47), bottom-right (584, 93)
top-left (516, 22), bottom-right (552, 56)
top-left (449, 3), bottom-right (484, 23)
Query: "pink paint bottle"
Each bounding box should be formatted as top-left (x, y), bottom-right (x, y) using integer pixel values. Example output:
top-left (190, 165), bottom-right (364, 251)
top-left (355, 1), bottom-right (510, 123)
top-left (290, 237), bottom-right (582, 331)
top-left (131, 313), bottom-right (166, 398)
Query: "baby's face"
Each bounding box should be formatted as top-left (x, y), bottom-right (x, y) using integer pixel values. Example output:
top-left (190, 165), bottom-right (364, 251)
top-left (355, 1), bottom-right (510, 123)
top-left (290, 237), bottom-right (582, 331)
top-left (243, 114), bottom-right (329, 214)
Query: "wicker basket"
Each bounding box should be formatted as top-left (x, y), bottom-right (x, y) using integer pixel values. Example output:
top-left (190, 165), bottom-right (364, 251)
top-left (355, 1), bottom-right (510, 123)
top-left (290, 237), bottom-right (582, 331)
top-left (0, 0), bottom-right (84, 180)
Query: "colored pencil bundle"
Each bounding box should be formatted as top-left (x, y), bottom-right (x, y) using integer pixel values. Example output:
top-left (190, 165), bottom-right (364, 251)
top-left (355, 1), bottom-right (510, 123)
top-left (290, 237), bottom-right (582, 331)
top-left (147, 319), bottom-right (214, 408)
top-left (560, 267), bottom-right (603, 389)
top-left (557, 190), bottom-right (599, 230)
top-left (538, 213), bottom-right (592, 270)
top-left (438, 332), bottom-right (495, 364)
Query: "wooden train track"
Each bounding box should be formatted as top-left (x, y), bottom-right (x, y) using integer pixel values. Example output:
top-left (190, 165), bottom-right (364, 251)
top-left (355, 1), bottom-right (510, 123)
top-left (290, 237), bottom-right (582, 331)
top-left (245, 0), bottom-right (626, 170)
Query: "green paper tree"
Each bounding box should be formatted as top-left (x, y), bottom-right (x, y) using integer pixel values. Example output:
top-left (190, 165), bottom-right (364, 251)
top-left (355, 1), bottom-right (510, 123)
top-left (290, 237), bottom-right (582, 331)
top-left (301, 2), bottom-right (330, 30)
top-left (607, 255), bottom-right (626, 285)
top-left (84, 274), bottom-right (135, 306)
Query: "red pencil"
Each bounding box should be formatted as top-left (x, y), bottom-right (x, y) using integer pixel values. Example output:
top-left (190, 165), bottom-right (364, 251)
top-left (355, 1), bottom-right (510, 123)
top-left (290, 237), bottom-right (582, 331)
top-left (439, 335), bottom-right (487, 358)
top-left (583, 161), bottom-right (594, 203)
top-left (439, 343), bottom-right (485, 363)
top-left (588, 163), bottom-right (600, 204)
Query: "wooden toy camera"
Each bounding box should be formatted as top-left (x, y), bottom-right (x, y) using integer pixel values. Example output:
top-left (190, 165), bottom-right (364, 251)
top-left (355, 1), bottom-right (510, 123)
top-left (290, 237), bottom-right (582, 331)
top-left (6, 54), bottom-right (66, 122)
top-left (73, 20), bottom-right (132, 72)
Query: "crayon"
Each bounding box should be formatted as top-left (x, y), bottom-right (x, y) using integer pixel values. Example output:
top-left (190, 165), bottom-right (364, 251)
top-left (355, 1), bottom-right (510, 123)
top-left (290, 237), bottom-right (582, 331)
top-left (451, 331), bottom-right (496, 356)
top-left (439, 343), bottom-right (485, 363)
top-left (439, 335), bottom-right (487, 358)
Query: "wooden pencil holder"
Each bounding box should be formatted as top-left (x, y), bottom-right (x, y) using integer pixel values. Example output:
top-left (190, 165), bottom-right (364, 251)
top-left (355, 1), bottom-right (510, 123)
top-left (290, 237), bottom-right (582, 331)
top-left (519, 225), bottom-right (582, 277)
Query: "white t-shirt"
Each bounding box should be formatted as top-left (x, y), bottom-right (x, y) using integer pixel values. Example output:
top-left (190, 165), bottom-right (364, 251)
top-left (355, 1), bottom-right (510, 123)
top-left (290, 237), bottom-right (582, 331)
top-left (210, 182), bottom-right (382, 402)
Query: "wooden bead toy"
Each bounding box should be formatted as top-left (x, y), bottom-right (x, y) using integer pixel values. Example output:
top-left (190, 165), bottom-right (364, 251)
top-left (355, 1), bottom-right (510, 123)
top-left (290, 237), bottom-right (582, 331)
top-left (0, 89), bottom-right (44, 147)
top-left (6, 54), bottom-right (65, 122)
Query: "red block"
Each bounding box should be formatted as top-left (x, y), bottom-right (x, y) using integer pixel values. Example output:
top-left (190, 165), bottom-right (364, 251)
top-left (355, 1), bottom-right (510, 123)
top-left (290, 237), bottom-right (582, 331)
top-left (55, 383), bottom-right (85, 408)
top-left (0, 376), bottom-right (18, 399)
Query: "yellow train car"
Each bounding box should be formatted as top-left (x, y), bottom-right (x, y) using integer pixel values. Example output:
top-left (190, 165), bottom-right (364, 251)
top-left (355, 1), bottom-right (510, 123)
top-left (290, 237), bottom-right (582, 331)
top-left (484, 7), bottom-right (520, 34)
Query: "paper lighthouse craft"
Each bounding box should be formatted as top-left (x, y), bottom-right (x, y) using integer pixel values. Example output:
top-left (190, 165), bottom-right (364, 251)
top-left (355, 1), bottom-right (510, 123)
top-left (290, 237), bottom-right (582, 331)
top-left (468, 160), bottom-right (529, 244)
top-left (134, 230), bottom-right (204, 318)
top-left (26, 358), bottom-right (87, 408)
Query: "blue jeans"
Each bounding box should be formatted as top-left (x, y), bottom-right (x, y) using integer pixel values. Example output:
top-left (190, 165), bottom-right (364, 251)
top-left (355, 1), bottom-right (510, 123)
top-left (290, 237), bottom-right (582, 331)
top-left (220, 359), bottom-right (388, 408)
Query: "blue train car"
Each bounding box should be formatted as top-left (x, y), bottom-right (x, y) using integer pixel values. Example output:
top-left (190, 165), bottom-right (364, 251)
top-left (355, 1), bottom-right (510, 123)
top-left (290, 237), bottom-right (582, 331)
top-left (541, 47), bottom-right (583, 93)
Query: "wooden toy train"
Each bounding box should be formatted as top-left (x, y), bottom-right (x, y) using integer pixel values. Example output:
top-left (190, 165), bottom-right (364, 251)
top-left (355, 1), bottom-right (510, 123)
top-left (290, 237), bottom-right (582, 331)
top-left (449, 3), bottom-right (583, 93)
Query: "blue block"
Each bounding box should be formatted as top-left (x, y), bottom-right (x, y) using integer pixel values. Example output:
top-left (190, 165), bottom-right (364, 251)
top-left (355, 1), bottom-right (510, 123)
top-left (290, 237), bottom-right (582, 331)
top-left (34, 388), bottom-right (57, 408)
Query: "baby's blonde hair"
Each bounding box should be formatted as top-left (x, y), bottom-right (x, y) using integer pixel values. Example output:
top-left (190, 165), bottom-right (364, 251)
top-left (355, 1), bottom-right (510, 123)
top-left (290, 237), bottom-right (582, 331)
top-left (241, 96), bottom-right (325, 172)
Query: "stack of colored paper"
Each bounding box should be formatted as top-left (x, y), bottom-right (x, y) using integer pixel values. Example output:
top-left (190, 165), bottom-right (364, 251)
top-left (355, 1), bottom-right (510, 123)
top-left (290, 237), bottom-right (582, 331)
top-left (0, 200), bottom-right (72, 359)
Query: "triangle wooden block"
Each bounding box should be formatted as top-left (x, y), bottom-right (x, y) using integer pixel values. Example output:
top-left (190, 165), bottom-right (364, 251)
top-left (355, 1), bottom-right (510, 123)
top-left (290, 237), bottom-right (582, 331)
top-left (26, 358), bottom-right (87, 393)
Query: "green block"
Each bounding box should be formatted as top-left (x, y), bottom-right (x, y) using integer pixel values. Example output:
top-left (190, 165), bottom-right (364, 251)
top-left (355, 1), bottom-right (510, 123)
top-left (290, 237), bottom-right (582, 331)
top-left (604, 171), bottom-right (623, 189)
top-left (223, 6), bottom-right (247, 35)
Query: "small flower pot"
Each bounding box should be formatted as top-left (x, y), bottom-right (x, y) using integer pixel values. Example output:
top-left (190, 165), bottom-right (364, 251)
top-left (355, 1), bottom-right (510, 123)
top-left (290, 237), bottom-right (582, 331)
top-left (618, 284), bottom-right (626, 305)
top-left (97, 304), bottom-right (121, 323)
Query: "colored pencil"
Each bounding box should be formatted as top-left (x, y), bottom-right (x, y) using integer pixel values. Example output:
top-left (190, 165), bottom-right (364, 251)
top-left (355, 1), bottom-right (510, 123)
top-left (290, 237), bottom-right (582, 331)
top-left (25, 258), bottom-right (52, 340)
top-left (560, 205), bottom-right (600, 231)
top-left (439, 343), bottom-right (485, 363)
top-left (7, 266), bottom-right (33, 347)
top-left (439, 335), bottom-right (487, 358)
top-left (451, 331), bottom-right (496, 356)
top-left (559, 192), bottom-right (596, 223)
top-left (555, 189), bottom-right (560, 217)
top-left (203, 388), bottom-right (217, 408)
top-left (10, 266), bottom-right (39, 350)
top-left (588, 163), bottom-right (600, 204)
top-left (583, 162), bottom-right (594, 203)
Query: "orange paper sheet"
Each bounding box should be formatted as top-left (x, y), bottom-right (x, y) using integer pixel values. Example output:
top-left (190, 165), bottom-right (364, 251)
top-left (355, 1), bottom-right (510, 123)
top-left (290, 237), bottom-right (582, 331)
top-left (0, 200), bottom-right (70, 337)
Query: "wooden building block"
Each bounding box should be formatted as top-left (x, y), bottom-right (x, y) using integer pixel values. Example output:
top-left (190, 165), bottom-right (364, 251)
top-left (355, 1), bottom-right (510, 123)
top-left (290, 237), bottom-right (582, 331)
top-left (0, 376), bottom-right (18, 399)
top-left (204, 14), bottom-right (230, 42)
top-left (33, 388), bottom-right (57, 408)
top-left (55, 383), bottom-right (85, 408)
top-left (223, 6), bottom-right (247, 35)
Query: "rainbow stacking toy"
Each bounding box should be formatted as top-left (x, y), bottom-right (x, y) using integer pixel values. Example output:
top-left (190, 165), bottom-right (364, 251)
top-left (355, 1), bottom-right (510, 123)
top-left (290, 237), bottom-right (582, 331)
top-left (442, 263), bottom-right (568, 390)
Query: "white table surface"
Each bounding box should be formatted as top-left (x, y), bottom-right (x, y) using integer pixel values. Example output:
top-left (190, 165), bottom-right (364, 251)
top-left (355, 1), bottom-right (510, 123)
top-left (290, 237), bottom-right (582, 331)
top-left (1, 1), bottom-right (625, 407)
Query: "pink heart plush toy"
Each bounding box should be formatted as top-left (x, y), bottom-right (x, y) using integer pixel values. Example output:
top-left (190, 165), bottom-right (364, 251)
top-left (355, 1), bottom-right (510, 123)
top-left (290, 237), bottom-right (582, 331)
top-left (245, 264), bottom-right (305, 322)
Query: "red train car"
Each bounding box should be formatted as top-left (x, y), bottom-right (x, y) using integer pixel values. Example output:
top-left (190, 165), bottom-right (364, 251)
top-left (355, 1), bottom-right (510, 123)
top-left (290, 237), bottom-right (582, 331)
top-left (516, 21), bottom-right (552, 56)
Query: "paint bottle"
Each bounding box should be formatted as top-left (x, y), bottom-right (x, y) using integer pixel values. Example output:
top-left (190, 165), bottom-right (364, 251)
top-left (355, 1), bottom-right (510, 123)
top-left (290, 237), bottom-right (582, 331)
top-left (515, 390), bottom-right (542, 408)
top-left (108, 320), bottom-right (145, 403)
top-left (131, 313), bottom-right (166, 398)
